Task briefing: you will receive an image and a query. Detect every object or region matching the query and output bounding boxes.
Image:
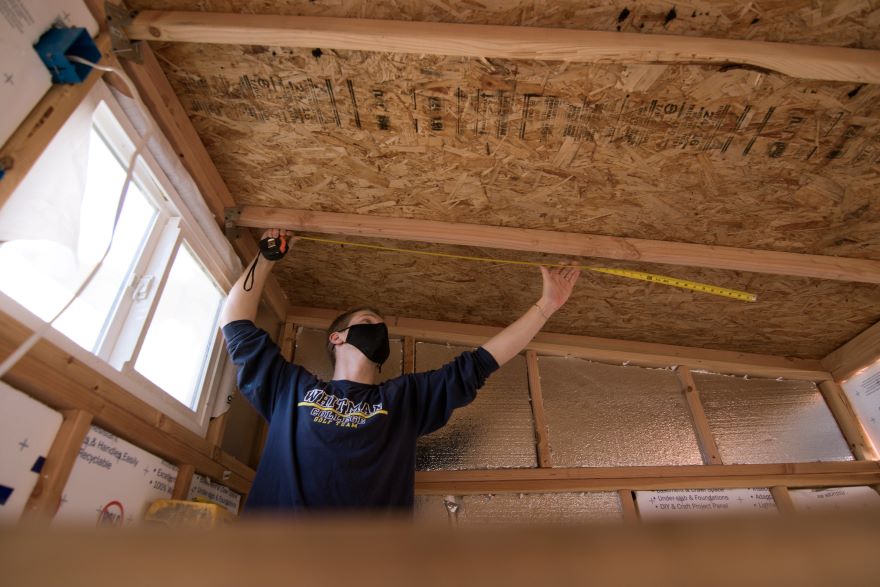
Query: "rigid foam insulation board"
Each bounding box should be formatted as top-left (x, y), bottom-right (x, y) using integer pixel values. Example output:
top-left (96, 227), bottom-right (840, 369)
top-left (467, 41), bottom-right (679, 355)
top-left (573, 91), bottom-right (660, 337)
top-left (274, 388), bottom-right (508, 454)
top-left (537, 356), bottom-right (703, 467)
top-left (0, 0), bottom-right (98, 146)
top-left (789, 486), bottom-right (880, 513)
top-left (0, 381), bottom-right (63, 522)
top-left (188, 473), bottom-right (241, 514)
top-left (454, 492), bottom-right (623, 525)
top-left (54, 425), bottom-right (177, 526)
top-left (636, 488), bottom-right (777, 520)
top-left (840, 359), bottom-right (880, 451)
top-left (415, 343), bottom-right (537, 470)
top-left (694, 372), bottom-right (853, 464)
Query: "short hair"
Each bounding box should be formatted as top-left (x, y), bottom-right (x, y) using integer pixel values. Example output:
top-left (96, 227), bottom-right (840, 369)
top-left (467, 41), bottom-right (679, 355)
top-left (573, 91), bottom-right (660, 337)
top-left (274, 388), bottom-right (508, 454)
top-left (326, 306), bottom-right (384, 367)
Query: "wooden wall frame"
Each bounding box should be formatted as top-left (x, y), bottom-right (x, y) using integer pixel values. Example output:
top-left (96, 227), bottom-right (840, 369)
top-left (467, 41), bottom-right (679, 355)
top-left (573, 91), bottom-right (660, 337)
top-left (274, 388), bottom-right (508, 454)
top-left (823, 321), bottom-right (880, 382)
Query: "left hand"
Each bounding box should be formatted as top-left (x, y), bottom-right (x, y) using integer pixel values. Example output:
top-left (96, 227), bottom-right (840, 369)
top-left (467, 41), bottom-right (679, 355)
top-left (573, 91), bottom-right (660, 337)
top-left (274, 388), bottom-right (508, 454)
top-left (539, 264), bottom-right (581, 314)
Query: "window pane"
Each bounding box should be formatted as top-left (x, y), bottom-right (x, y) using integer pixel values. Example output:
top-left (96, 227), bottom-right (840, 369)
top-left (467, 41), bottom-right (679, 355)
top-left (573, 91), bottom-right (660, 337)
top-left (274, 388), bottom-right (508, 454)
top-left (0, 129), bottom-right (156, 353)
top-left (134, 245), bottom-right (223, 409)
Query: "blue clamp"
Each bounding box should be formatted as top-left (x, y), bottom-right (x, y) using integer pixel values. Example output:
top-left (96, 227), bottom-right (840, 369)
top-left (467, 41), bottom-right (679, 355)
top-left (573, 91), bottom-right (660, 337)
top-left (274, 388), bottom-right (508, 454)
top-left (34, 27), bottom-right (101, 84)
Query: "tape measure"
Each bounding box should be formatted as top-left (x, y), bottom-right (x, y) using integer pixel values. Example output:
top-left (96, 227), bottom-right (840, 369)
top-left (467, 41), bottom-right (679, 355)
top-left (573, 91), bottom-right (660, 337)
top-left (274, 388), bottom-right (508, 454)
top-left (293, 235), bottom-right (758, 302)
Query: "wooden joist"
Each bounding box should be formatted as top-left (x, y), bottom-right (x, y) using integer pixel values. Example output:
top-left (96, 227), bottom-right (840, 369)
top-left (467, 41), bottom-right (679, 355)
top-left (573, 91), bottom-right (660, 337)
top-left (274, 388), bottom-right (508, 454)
top-left (823, 321), bottom-right (880, 382)
top-left (414, 461), bottom-right (880, 494)
top-left (675, 368), bottom-right (723, 465)
top-left (817, 380), bottom-right (879, 461)
top-left (288, 306), bottom-right (830, 380)
top-left (126, 11), bottom-right (880, 84)
top-left (238, 206), bottom-right (880, 285)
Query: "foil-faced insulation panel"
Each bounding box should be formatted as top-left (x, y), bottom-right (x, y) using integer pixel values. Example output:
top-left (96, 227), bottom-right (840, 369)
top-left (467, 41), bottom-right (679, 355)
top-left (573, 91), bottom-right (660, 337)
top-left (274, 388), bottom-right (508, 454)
top-left (693, 373), bottom-right (853, 464)
top-left (455, 492), bottom-right (622, 525)
top-left (294, 326), bottom-right (402, 383)
top-left (416, 343), bottom-right (537, 470)
top-left (537, 357), bottom-right (703, 467)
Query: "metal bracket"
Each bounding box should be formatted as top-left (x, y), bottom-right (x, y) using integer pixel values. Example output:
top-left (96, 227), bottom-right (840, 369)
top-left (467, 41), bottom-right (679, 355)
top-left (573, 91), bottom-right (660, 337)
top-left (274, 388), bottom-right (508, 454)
top-left (105, 1), bottom-right (143, 63)
top-left (224, 206), bottom-right (242, 240)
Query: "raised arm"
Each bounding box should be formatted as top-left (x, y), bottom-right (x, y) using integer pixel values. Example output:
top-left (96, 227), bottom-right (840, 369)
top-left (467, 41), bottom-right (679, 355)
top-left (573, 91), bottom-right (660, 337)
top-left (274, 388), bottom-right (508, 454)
top-left (482, 265), bottom-right (580, 367)
top-left (220, 229), bottom-right (293, 326)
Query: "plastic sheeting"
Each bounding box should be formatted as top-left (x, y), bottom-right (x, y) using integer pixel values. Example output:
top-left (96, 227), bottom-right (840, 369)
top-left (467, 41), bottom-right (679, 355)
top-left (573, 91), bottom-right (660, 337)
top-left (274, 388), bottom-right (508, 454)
top-left (294, 326), bottom-right (402, 383)
top-left (694, 373), bottom-right (853, 464)
top-left (537, 357), bottom-right (703, 467)
top-left (415, 344), bottom-right (537, 470)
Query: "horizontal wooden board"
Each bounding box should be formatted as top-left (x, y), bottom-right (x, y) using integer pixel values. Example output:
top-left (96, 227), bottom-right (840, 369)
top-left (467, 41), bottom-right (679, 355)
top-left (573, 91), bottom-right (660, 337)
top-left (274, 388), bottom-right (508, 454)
top-left (128, 1), bottom-right (880, 50)
top-left (270, 231), bottom-right (880, 358)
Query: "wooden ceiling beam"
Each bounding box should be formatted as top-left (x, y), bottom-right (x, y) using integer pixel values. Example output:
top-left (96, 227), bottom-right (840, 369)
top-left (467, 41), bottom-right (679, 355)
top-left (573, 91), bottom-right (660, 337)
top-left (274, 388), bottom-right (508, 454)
top-left (823, 320), bottom-right (880, 382)
top-left (125, 11), bottom-right (880, 84)
top-left (238, 206), bottom-right (880, 285)
top-left (287, 305), bottom-right (830, 380)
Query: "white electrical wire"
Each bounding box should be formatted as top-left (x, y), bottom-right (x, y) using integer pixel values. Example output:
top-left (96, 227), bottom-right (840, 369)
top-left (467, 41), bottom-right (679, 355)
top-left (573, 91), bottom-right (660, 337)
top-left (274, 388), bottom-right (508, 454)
top-left (0, 55), bottom-right (156, 378)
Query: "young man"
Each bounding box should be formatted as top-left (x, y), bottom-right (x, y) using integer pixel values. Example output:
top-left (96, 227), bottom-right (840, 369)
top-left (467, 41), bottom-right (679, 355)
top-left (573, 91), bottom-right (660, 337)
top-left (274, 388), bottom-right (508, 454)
top-left (220, 229), bottom-right (580, 512)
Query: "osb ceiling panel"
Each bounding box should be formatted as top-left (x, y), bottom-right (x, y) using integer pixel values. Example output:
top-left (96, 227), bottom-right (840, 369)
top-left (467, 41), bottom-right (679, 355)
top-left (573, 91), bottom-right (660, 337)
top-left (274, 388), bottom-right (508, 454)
top-left (129, 1), bottom-right (880, 356)
top-left (269, 231), bottom-right (880, 359)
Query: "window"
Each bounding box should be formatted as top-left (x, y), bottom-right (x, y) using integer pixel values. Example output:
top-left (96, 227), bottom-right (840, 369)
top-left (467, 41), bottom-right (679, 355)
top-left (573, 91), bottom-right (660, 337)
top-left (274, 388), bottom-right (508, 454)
top-left (0, 81), bottom-right (238, 433)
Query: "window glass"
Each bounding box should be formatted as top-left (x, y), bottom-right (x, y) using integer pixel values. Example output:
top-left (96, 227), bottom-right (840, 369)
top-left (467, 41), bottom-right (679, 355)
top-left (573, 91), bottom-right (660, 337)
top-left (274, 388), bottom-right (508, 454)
top-left (134, 244), bottom-right (223, 408)
top-left (0, 129), bottom-right (157, 352)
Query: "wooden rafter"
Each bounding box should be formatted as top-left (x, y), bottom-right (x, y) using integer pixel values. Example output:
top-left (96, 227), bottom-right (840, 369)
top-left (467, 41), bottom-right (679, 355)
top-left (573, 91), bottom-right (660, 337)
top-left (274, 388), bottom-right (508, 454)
top-left (125, 11), bottom-right (880, 84)
top-left (237, 206), bottom-right (880, 284)
top-left (288, 306), bottom-right (829, 380)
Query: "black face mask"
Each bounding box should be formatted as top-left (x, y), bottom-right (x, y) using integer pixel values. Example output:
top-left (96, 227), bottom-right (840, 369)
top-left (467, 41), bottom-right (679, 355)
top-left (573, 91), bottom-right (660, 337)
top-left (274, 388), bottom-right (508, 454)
top-left (342, 323), bottom-right (390, 366)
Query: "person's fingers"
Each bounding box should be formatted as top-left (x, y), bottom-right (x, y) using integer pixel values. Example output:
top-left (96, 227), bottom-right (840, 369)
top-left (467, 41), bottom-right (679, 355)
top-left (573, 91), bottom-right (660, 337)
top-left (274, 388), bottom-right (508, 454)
top-left (540, 266), bottom-right (550, 279)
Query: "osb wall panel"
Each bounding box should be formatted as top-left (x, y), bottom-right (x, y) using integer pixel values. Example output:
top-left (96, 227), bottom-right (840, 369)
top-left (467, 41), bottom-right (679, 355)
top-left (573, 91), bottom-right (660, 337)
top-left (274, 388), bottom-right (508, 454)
top-left (266, 230), bottom-right (880, 359)
top-left (145, 38), bottom-right (880, 259)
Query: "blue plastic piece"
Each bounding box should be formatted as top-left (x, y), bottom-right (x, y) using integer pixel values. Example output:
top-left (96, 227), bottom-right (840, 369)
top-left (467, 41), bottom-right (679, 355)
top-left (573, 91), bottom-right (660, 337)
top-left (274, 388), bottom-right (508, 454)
top-left (33, 27), bottom-right (101, 84)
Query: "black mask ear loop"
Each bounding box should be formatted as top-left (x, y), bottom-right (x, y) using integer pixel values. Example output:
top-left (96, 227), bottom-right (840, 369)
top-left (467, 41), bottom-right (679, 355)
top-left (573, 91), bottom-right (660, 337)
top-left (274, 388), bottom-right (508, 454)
top-left (243, 255), bottom-right (259, 292)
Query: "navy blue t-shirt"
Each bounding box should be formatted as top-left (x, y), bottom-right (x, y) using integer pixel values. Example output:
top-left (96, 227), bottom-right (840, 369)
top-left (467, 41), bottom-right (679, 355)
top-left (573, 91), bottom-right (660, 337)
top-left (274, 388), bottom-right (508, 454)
top-left (222, 320), bottom-right (499, 512)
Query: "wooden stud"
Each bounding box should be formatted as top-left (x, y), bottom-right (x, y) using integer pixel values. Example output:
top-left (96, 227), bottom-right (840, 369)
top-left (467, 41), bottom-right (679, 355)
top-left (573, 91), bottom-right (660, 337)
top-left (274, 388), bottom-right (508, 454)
top-left (288, 306), bottom-right (830, 381)
top-left (617, 489), bottom-right (639, 524)
top-left (823, 321), bottom-right (880, 382)
top-left (403, 336), bottom-right (416, 374)
top-left (127, 11), bottom-right (880, 84)
top-left (172, 464), bottom-right (196, 500)
top-left (21, 409), bottom-right (93, 525)
top-left (525, 351), bottom-right (552, 468)
top-left (414, 461), bottom-right (880, 495)
top-left (675, 367), bottom-right (723, 465)
top-left (0, 34), bottom-right (111, 209)
top-left (817, 380), bottom-right (879, 461)
top-left (236, 206), bottom-right (880, 285)
top-left (770, 486), bottom-right (796, 516)
top-left (280, 317), bottom-right (298, 362)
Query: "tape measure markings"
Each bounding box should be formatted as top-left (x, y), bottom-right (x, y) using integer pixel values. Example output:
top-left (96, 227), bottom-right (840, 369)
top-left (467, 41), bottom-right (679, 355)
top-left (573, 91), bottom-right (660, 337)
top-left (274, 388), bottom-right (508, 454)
top-left (293, 235), bottom-right (758, 302)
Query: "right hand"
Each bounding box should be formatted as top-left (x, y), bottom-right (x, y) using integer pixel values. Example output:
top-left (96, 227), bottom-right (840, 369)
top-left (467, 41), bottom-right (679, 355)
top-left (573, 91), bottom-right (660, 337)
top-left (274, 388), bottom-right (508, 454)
top-left (261, 228), bottom-right (297, 254)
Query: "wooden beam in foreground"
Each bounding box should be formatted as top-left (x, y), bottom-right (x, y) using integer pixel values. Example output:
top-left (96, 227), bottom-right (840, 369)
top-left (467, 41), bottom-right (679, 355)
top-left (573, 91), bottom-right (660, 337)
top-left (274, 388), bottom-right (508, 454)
top-left (414, 461), bottom-right (880, 494)
top-left (127, 11), bottom-right (880, 84)
top-left (823, 320), bottom-right (880, 382)
top-left (238, 206), bottom-right (880, 285)
top-left (288, 306), bottom-right (830, 380)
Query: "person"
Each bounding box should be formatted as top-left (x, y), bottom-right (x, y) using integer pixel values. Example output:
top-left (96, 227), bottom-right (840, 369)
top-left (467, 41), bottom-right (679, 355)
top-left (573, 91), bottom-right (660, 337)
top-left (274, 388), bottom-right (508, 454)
top-left (220, 229), bottom-right (580, 512)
